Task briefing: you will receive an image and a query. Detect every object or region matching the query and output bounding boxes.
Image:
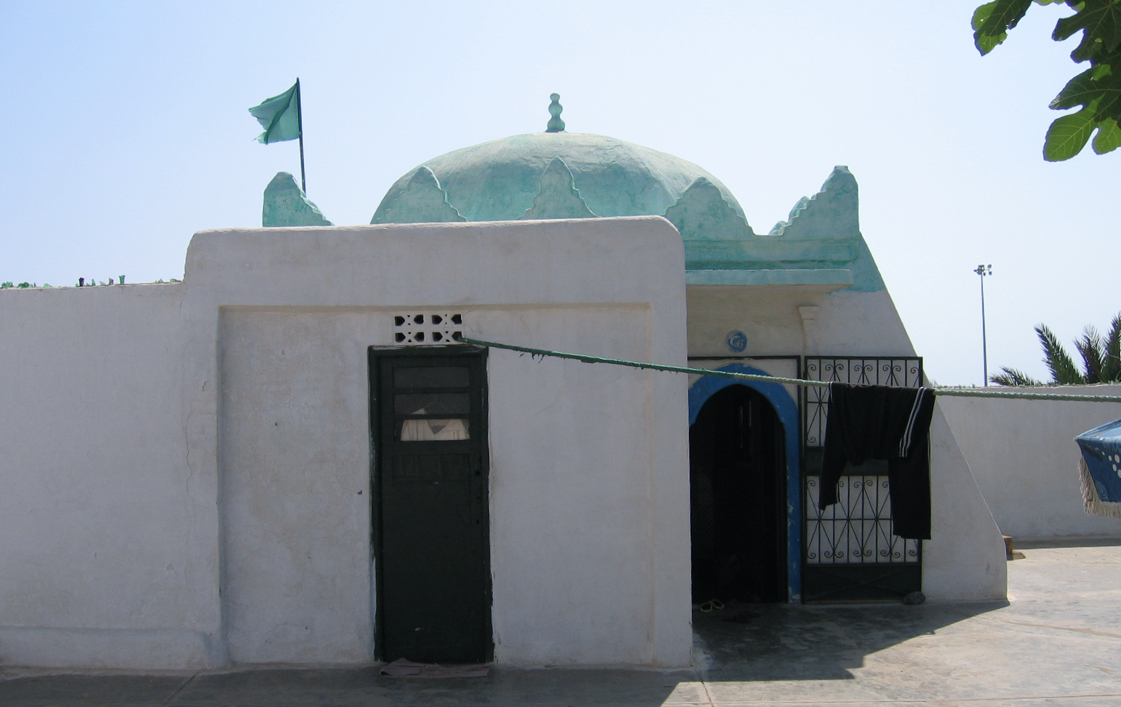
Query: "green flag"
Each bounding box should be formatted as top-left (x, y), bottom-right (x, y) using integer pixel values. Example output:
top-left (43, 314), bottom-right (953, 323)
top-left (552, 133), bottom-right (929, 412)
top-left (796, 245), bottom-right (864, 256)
top-left (249, 81), bottom-right (301, 144)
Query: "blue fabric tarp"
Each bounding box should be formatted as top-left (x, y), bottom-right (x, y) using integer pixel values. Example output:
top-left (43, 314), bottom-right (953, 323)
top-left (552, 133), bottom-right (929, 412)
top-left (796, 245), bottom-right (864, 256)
top-left (1076, 418), bottom-right (1121, 519)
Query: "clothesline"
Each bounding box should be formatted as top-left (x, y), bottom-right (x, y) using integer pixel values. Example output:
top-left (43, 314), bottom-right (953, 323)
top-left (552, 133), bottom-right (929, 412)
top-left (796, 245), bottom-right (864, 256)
top-left (458, 337), bottom-right (1121, 404)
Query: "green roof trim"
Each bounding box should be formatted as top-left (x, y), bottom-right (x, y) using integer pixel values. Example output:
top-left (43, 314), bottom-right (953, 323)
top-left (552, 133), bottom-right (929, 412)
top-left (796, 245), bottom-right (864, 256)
top-left (678, 167), bottom-right (885, 292)
top-left (685, 268), bottom-right (854, 288)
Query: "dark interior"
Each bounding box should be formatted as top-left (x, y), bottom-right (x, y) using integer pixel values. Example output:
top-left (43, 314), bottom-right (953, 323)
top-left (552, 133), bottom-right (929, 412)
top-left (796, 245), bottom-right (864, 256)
top-left (690, 384), bottom-right (786, 604)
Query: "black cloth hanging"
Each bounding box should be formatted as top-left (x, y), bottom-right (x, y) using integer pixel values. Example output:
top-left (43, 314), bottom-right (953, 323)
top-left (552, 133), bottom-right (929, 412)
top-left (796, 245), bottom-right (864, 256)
top-left (819, 383), bottom-right (937, 540)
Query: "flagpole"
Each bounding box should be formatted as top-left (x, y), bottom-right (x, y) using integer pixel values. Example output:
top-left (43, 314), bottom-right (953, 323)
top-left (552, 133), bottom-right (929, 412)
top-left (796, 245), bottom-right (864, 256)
top-left (296, 78), bottom-right (306, 194)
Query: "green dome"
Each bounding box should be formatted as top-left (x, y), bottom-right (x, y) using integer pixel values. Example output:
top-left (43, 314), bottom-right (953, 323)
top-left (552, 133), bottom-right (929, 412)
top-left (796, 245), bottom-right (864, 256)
top-left (371, 131), bottom-right (746, 224)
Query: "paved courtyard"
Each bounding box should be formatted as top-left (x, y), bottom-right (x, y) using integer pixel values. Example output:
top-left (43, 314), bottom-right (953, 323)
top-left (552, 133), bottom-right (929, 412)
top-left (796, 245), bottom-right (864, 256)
top-left (1, 540), bottom-right (1119, 706)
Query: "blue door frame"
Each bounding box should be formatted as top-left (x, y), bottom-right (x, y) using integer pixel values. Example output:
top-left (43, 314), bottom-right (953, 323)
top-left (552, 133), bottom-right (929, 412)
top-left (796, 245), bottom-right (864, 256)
top-left (688, 365), bottom-right (802, 603)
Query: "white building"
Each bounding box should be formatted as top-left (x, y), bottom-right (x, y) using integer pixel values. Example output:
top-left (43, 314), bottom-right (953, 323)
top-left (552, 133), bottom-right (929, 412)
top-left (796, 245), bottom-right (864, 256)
top-left (0, 101), bottom-right (1006, 670)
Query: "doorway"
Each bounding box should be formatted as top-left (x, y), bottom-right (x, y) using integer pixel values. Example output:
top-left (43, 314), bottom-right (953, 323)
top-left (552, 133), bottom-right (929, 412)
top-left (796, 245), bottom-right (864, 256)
top-left (690, 384), bottom-right (787, 604)
top-left (370, 346), bottom-right (492, 663)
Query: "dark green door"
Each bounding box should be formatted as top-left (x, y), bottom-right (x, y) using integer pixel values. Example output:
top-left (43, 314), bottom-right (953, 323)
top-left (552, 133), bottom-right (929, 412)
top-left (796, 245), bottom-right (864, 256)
top-left (371, 347), bottom-right (491, 663)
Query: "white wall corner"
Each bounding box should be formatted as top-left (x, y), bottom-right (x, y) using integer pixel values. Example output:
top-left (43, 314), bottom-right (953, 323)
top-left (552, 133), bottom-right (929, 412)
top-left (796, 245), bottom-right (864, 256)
top-left (922, 407), bottom-right (1007, 601)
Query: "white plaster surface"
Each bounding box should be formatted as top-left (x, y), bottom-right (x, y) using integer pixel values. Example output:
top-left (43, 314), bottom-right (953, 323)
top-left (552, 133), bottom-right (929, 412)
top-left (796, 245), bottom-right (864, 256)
top-left (686, 287), bottom-right (916, 359)
top-left (485, 309), bottom-right (687, 666)
top-left (219, 311), bottom-right (376, 664)
top-left (922, 408), bottom-right (1008, 601)
top-left (192, 217), bottom-right (692, 667)
top-left (0, 216), bottom-right (693, 669)
top-left (0, 284), bottom-right (221, 669)
top-left (940, 385), bottom-right (1121, 540)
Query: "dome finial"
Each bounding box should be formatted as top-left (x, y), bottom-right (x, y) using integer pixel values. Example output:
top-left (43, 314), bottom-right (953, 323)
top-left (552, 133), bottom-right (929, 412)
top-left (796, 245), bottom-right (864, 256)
top-left (546, 93), bottom-right (565, 133)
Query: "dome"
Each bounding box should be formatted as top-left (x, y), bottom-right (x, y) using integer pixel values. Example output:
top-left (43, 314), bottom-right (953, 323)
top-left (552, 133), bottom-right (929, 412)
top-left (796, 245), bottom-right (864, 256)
top-left (372, 97), bottom-right (745, 225)
top-left (360, 96), bottom-right (884, 292)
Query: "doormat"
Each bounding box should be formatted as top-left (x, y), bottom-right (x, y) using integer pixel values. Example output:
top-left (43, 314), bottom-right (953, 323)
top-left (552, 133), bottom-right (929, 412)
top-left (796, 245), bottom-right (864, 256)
top-left (379, 658), bottom-right (490, 678)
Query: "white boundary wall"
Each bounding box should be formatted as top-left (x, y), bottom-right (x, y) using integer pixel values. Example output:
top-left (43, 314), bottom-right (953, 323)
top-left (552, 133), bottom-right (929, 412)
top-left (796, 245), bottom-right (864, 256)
top-left (941, 385), bottom-right (1121, 540)
top-left (0, 284), bottom-right (213, 667)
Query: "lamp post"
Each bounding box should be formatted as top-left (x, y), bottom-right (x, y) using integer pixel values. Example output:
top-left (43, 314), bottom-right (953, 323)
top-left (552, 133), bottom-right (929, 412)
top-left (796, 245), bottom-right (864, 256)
top-left (975, 264), bottom-right (993, 386)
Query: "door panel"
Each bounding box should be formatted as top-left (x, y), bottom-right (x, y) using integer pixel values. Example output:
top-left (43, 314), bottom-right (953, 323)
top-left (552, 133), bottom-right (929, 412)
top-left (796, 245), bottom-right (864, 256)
top-left (372, 348), bottom-right (491, 663)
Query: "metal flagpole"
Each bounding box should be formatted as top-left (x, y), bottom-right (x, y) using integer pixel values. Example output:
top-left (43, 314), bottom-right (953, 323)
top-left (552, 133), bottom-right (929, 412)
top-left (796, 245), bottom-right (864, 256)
top-left (296, 78), bottom-right (306, 194)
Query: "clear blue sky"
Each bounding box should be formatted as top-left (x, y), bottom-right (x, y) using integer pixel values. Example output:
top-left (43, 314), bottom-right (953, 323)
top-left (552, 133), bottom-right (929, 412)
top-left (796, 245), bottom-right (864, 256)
top-left (1, 1), bottom-right (1116, 386)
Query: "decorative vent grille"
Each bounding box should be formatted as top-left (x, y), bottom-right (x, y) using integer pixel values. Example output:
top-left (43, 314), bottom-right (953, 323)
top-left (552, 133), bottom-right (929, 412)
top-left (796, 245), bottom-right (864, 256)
top-left (393, 313), bottom-right (464, 345)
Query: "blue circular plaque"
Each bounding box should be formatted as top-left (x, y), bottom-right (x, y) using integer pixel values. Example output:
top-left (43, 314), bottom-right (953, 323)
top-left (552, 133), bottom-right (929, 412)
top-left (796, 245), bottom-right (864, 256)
top-left (726, 330), bottom-right (747, 353)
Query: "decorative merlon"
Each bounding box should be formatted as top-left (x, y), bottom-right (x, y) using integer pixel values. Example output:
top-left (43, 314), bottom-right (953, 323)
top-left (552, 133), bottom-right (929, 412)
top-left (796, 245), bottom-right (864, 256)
top-left (663, 177), bottom-right (755, 241)
top-left (674, 166), bottom-right (885, 292)
top-left (521, 158), bottom-right (596, 220)
top-left (263, 172), bottom-right (332, 227)
top-left (769, 166), bottom-right (859, 239)
top-left (371, 166), bottom-right (465, 225)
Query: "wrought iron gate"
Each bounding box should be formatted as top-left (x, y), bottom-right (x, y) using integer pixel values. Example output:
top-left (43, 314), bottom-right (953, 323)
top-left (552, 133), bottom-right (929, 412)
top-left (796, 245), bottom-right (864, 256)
top-left (801, 356), bottom-right (923, 602)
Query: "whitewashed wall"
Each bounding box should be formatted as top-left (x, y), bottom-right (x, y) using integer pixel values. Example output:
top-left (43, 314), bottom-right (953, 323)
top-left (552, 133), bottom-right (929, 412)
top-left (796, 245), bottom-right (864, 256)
top-left (941, 385), bottom-right (1121, 540)
top-left (687, 288), bottom-right (916, 359)
top-left (0, 283), bottom-right (221, 669)
top-left (0, 216), bottom-right (693, 669)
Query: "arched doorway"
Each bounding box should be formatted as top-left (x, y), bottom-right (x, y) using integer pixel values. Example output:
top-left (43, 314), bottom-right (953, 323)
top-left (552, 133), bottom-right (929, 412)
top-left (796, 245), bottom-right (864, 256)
top-left (690, 384), bottom-right (787, 604)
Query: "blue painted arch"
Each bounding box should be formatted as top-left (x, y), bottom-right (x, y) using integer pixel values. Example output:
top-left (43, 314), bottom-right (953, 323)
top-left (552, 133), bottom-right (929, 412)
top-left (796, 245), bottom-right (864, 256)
top-left (687, 365), bottom-right (802, 603)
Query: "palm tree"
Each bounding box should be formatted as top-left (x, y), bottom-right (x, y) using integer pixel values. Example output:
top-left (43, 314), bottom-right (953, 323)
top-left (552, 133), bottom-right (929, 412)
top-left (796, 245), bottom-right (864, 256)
top-left (991, 313), bottom-right (1121, 386)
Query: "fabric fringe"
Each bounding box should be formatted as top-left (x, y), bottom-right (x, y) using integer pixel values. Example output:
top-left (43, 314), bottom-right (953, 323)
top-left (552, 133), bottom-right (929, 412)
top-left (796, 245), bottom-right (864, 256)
top-left (1080, 456), bottom-right (1121, 520)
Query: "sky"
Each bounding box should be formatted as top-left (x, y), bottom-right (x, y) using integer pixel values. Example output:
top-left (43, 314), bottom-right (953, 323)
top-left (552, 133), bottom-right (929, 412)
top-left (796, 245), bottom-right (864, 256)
top-left (1, 1), bottom-right (1116, 387)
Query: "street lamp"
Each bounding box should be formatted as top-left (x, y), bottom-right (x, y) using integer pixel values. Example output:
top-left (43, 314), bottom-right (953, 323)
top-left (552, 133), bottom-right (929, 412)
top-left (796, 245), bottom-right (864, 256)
top-left (975, 264), bottom-right (993, 386)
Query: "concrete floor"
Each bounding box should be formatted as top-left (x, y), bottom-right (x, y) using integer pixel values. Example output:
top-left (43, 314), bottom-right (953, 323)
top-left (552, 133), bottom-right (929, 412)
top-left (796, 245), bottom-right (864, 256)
top-left (2, 541), bottom-right (1119, 706)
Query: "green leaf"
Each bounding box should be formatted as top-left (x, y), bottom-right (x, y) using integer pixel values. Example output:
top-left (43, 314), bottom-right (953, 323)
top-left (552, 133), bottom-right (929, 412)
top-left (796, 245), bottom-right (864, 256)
top-left (990, 367), bottom-right (1043, 386)
top-left (1038, 324), bottom-right (1084, 383)
top-left (1049, 65), bottom-right (1105, 110)
top-left (1076, 326), bottom-right (1106, 382)
top-left (973, 0), bottom-right (1033, 54)
top-left (1045, 107), bottom-right (1098, 158)
top-left (1046, 59), bottom-right (1121, 158)
top-left (1053, 0), bottom-right (1121, 60)
top-left (973, 1), bottom-right (998, 31)
top-left (1105, 313), bottom-right (1121, 381)
top-left (973, 2), bottom-right (1007, 53)
top-left (1092, 115), bottom-right (1121, 150)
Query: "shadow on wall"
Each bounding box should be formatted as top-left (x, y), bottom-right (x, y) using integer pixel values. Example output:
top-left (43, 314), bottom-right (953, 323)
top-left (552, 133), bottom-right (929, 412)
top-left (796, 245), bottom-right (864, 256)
top-left (692, 600), bottom-right (1005, 682)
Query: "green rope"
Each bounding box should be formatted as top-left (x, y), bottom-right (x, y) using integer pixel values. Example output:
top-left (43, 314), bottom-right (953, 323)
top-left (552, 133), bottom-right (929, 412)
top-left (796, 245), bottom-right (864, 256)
top-left (930, 387), bottom-right (1121, 403)
top-left (460, 337), bottom-right (1121, 404)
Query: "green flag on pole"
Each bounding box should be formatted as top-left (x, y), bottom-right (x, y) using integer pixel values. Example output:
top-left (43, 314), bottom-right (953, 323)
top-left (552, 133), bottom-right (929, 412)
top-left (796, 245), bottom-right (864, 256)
top-left (249, 79), bottom-right (307, 193)
top-left (249, 81), bottom-right (301, 144)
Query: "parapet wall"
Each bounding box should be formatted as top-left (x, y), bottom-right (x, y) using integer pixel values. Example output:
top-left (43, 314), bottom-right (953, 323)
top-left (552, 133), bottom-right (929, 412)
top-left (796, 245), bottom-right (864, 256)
top-left (941, 385), bottom-right (1121, 540)
top-left (0, 282), bottom-right (222, 668)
